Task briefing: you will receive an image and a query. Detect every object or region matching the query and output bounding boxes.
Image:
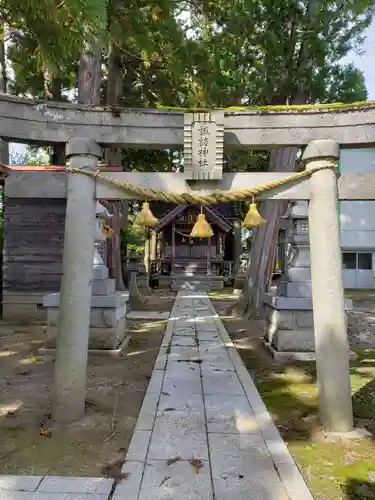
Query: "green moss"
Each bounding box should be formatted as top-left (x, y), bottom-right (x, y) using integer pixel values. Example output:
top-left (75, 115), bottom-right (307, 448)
top-left (156, 100), bottom-right (375, 113)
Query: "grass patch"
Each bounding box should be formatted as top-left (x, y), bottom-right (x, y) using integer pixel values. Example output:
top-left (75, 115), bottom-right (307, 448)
top-left (216, 301), bottom-right (375, 500)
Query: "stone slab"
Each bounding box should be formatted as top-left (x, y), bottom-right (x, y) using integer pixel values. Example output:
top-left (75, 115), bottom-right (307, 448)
top-left (93, 265), bottom-right (109, 280)
top-left (202, 369), bottom-right (243, 396)
top-left (113, 461), bottom-right (144, 500)
top-left (263, 292), bottom-right (353, 311)
top-left (91, 278), bottom-right (115, 295)
top-left (44, 322), bottom-right (127, 350)
top-left (134, 391), bottom-right (159, 431)
top-left (137, 460), bottom-right (213, 500)
top-left (126, 311), bottom-right (170, 320)
top-left (205, 394), bottom-right (256, 434)
top-left (171, 336), bottom-right (197, 347)
top-left (126, 430), bottom-right (152, 462)
top-left (209, 433), bottom-right (289, 500)
top-left (148, 426), bottom-right (209, 461)
top-left (43, 291), bottom-right (129, 308)
top-left (2, 303), bottom-right (46, 324)
top-left (158, 392), bottom-right (204, 413)
top-left (47, 306), bottom-right (127, 329)
top-left (0, 475), bottom-right (43, 491)
top-left (263, 340), bottom-right (358, 362)
top-left (1, 494), bottom-right (108, 500)
top-left (169, 345), bottom-right (199, 361)
top-left (37, 476), bottom-right (112, 494)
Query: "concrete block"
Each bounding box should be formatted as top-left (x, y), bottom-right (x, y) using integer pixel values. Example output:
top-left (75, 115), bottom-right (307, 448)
top-left (209, 433), bottom-right (289, 500)
top-left (91, 278), bottom-right (115, 295)
top-left (113, 461), bottom-right (143, 500)
top-left (37, 476), bottom-right (112, 494)
top-left (2, 303), bottom-right (46, 324)
top-left (93, 265), bottom-right (108, 279)
top-left (205, 394), bottom-right (255, 434)
top-left (148, 425), bottom-right (209, 461)
top-left (287, 247), bottom-right (310, 267)
top-left (45, 318), bottom-right (126, 350)
top-left (137, 459), bottom-right (213, 500)
top-left (43, 291), bottom-right (129, 308)
top-left (0, 475), bottom-right (43, 491)
top-left (2, 293), bottom-right (45, 305)
top-left (202, 370), bottom-right (243, 395)
top-left (278, 281), bottom-right (312, 298)
top-left (126, 311), bottom-right (170, 320)
top-left (295, 310), bottom-right (314, 328)
top-left (285, 267), bottom-right (311, 282)
top-left (270, 328), bottom-right (315, 352)
top-left (126, 430), bottom-right (152, 462)
top-left (47, 305), bottom-right (127, 329)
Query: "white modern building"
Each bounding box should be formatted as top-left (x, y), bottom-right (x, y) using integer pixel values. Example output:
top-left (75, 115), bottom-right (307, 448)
top-left (340, 148), bottom-right (375, 289)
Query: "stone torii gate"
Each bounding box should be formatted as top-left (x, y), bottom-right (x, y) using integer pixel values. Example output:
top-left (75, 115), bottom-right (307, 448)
top-left (2, 97), bottom-right (375, 433)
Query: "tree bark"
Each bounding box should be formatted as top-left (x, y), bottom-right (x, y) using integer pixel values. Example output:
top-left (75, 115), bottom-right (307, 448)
top-left (237, 147), bottom-right (299, 317)
top-left (104, 36), bottom-right (126, 290)
top-left (0, 22), bottom-right (8, 164)
top-left (43, 68), bottom-right (65, 165)
top-left (77, 48), bottom-right (102, 105)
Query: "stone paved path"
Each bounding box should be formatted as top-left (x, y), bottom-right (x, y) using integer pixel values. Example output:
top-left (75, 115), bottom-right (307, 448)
top-left (0, 291), bottom-right (314, 499)
top-left (115, 291), bottom-right (313, 500)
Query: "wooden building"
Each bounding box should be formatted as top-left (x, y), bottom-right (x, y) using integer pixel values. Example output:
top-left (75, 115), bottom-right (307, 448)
top-left (149, 202), bottom-right (242, 279)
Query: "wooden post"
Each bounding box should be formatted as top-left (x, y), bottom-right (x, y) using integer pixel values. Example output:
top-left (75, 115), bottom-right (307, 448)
top-left (53, 138), bottom-right (101, 423)
top-left (303, 139), bottom-right (353, 433)
top-left (172, 223), bottom-right (176, 272)
top-left (233, 220), bottom-right (242, 274)
top-left (150, 230), bottom-right (157, 262)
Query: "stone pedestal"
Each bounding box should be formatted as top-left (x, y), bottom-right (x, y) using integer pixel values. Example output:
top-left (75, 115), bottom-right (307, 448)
top-left (263, 201), bottom-right (354, 360)
top-left (43, 245), bottom-right (129, 352)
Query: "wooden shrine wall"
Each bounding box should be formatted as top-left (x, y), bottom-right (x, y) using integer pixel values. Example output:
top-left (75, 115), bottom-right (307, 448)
top-left (3, 198), bottom-right (65, 292)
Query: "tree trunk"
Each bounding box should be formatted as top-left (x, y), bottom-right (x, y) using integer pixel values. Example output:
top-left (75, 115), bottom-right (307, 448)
top-left (0, 22), bottom-right (8, 164)
top-left (77, 48), bottom-right (102, 105)
top-left (104, 37), bottom-right (126, 290)
top-left (43, 68), bottom-right (65, 165)
top-left (237, 90), bottom-right (308, 318)
top-left (238, 147), bottom-right (299, 317)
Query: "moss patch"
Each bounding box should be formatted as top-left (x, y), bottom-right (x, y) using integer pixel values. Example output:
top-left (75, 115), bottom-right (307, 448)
top-left (212, 295), bottom-right (375, 500)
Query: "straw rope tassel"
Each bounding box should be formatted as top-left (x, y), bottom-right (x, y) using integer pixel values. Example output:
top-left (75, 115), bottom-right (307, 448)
top-left (190, 206), bottom-right (214, 238)
top-left (243, 197), bottom-right (266, 228)
top-left (135, 201), bottom-right (158, 228)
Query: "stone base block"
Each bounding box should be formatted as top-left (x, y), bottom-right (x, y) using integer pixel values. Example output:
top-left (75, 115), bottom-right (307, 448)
top-left (92, 279), bottom-right (115, 295)
top-left (3, 293), bottom-right (47, 324)
top-left (38, 336), bottom-right (130, 357)
top-left (263, 340), bottom-right (357, 362)
top-left (44, 318), bottom-right (127, 350)
top-left (262, 293), bottom-right (353, 355)
top-left (46, 304), bottom-right (127, 329)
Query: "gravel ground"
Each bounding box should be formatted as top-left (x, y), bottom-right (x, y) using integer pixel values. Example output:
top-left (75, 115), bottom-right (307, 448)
top-left (348, 297), bottom-right (375, 349)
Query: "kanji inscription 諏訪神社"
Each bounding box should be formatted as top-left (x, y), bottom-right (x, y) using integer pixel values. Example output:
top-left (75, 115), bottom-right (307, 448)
top-left (183, 111), bottom-right (224, 180)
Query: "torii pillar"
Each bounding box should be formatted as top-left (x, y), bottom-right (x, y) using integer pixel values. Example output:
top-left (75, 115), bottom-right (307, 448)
top-left (304, 139), bottom-right (353, 432)
top-left (53, 138), bottom-right (101, 423)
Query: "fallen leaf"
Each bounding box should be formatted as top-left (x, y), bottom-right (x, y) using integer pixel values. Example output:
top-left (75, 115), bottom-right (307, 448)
top-left (39, 427), bottom-right (52, 438)
top-left (167, 456), bottom-right (180, 466)
top-left (189, 458), bottom-right (203, 474)
top-left (159, 476), bottom-right (170, 487)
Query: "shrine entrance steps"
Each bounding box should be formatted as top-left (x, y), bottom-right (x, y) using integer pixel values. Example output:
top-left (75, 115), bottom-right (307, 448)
top-left (114, 291), bottom-right (313, 500)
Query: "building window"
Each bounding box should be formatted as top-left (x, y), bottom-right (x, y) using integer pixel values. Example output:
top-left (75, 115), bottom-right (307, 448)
top-left (358, 253), bottom-right (372, 270)
top-left (343, 252), bottom-right (373, 270)
top-left (342, 253), bottom-right (356, 270)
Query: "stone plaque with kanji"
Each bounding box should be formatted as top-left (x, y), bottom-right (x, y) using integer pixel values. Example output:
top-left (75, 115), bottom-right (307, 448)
top-left (184, 111), bottom-right (224, 180)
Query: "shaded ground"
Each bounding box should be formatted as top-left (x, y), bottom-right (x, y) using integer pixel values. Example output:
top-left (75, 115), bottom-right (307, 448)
top-left (210, 290), bottom-right (375, 500)
top-left (0, 291), bottom-right (173, 477)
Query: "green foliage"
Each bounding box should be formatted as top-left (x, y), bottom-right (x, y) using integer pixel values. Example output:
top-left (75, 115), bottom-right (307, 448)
top-left (3, 0), bottom-right (373, 176)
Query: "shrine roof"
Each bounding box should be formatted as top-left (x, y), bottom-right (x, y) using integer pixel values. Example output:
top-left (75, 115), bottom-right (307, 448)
top-left (154, 204), bottom-right (232, 233)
